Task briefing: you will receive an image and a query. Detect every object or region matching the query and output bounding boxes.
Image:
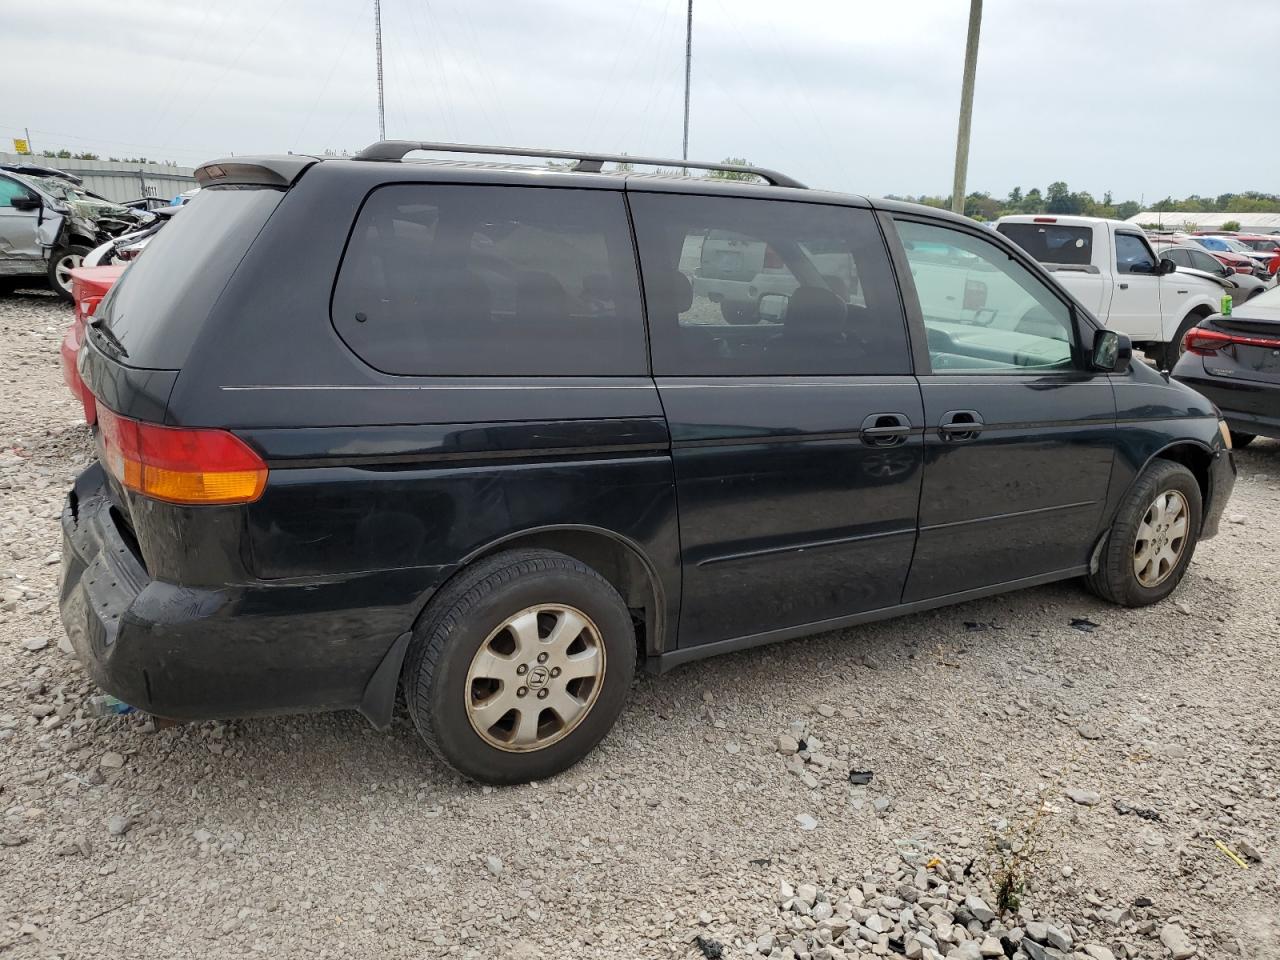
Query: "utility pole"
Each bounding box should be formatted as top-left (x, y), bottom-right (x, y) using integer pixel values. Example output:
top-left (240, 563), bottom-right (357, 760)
top-left (374, 0), bottom-right (386, 140)
top-left (950, 0), bottom-right (982, 215)
top-left (682, 0), bottom-right (692, 174)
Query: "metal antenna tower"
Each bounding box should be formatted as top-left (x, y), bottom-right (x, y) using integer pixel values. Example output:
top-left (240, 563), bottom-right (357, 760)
top-left (375, 0), bottom-right (386, 140)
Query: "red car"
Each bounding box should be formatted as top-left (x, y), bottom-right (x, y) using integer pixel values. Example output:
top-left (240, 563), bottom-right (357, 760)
top-left (62, 265), bottom-right (126, 420)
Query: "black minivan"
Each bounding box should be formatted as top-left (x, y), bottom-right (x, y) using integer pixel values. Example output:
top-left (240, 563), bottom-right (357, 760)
top-left (60, 143), bottom-right (1235, 784)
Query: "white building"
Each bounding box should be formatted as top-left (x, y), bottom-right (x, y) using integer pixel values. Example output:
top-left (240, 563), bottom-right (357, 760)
top-left (1125, 211), bottom-right (1280, 235)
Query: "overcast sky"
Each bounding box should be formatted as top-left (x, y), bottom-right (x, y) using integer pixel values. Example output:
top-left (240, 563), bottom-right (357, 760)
top-left (5, 0), bottom-right (1276, 201)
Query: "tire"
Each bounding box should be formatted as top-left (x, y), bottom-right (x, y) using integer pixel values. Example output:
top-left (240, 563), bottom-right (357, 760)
top-left (47, 245), bottom-right (91, 302)
top-left (401, 549), bottom-right (636, 784)
top-left (720, 301), bottom-right (759, 325)
top-left (1156, 312), bottom-right (1207, 371)
top-left (1085, 459), bottom-right (1202, 607)
top-left (1230, 431), bottom-right (1256, 448)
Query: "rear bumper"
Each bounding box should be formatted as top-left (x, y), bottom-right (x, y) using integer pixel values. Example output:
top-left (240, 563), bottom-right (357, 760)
top-left (1174, 368), bottom-right (1280, 440)
top-left (59, 464), bottom-right (426, 721)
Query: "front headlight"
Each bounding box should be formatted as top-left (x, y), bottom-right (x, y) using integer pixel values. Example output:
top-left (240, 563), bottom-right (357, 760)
top-left (1219, 420), bottom-right (1232, 449)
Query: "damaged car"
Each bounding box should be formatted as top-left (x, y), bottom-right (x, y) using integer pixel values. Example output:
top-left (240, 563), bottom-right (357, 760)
top-left (0, 164), bottom-right (148, 300)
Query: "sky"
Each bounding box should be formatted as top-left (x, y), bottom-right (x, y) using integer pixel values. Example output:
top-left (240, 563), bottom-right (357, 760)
top-left (5, 0), bottom-right (1277, 202)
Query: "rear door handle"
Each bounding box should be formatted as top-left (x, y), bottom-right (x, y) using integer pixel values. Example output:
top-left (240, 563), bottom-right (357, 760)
top-left (939, 409), bottom-right (984, 442)
top-left (861, 412), bottom-right (911, 447)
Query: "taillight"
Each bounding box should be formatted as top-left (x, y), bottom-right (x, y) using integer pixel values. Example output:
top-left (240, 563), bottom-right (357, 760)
top-left (1183, 326), bottom-right (1280, 356)
top-left (96, 405), bottom-right (268, 505)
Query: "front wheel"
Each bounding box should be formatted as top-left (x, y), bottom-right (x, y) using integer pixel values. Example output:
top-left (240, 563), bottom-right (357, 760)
top-left (1085, 460), bottom-right (1202, 606)
top-left (47, 244), bottom-right (91, 302)
top-left (401, 549), bottom-right (635, 784)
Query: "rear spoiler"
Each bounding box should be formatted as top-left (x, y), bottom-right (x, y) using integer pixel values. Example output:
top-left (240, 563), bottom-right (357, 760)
top-left (194, 155), bottom-right (318, 188)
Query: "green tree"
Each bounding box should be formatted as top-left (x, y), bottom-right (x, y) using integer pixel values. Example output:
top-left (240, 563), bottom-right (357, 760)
top-left (1007, 186), bottom-right (1023, 208)
top-left (1021, 187), bottom-right (1043, 213)
top-left (1045, 181), bottom-right (1079, 214)
top-left (1222, 220), bottom-right (1242, 232)
top-left (706, 157), bottom-right (760, 182)
top-left (1115, 200), bottom-right (1141, 220)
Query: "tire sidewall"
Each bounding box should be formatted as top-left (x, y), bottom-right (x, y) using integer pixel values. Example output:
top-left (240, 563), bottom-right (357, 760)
top-left (415, 564), bottom-right (635, 784)
top-left (1108, 462), bottom-right (1202, 605)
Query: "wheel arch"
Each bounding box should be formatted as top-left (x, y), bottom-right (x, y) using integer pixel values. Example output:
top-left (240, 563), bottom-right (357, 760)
top-left (358, 525), bottom-right (666, 732)
top-left (456, 525), bottom-right (666, 660)
top-left (1139, 439), bottom-right (1214, 526)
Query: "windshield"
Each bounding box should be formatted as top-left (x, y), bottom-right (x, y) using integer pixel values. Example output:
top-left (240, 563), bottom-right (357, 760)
top-left (1196, 237), bottom-right (1230, 252)
top-left (1219, 237), bottom-right (1253, 253)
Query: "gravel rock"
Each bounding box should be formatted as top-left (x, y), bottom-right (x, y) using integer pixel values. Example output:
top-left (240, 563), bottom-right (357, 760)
top-left (106, 815), bottom-right (131, 837)
top-left (777, 734), bottom-right (800, 755)
top-left (484, 854), bottom-right (504, 876)
top-left (796, 814), bottom-right (818, 831)
top-left (1159, 923), bottom-right (1196, 959)
top-left (21, 636), bottom-right (48, 652)
top-left (1064, 787), bottom-right (1101, 806)
top-left (99, 751), bottom-right (125, 770)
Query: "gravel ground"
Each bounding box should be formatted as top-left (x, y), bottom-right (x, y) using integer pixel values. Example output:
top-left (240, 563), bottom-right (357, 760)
top-left (1, 289), bottom-right (1277, 960)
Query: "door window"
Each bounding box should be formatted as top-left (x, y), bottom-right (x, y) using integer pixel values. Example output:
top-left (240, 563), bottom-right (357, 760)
top-left (1188, 249), bottom-right (1225, 274)
top-left (0, 176), bottom-right (34, 207)
top-left (629, 193), bottom-right (911, 376)
top-left (1162, 248), bottom-right (1190, 267)
top-left (1115, 232), bottom-right (1157, 274)
top-left (897, 219), bottom-right (1078, 373)
top-left (332, 185), bottom-right (646, 376)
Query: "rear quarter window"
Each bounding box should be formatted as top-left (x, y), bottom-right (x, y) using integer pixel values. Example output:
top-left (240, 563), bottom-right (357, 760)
top-left (330, 185), bottom-right (646, 376)
top-left (95, 187), bottom-right (283, 369)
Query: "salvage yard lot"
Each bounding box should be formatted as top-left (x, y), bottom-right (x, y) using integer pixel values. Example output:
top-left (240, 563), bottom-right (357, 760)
top-left (1, 290), bottom-right (1277, 959)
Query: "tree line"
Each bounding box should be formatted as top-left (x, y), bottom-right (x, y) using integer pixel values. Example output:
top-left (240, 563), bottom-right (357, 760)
top-left (887, 183), bottom-right (1280, 222)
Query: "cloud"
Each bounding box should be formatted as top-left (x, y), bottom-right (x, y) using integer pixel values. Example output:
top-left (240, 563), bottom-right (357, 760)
top-left (3, 0), bottom-right (1274, 200)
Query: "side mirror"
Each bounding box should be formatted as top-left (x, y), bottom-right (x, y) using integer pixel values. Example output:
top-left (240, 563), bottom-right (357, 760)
top-left (757, 292), bottom-right (788, 322)
top-left (1092, 329), bottom-right (1131, 374)
top-left (10, 196), bottom-right (41, 213)
top-left (1158, 257), bottom-right (1177, 275)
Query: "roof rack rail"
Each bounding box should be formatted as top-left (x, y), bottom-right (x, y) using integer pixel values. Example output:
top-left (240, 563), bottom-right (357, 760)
top-left (353, 140), bottom-right (806, 189)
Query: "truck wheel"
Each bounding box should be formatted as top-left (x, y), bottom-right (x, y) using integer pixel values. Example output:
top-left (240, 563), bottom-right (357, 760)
top-left (721, 302), bottom-right (759, 325)
top-left (401, 549), bottom-right (635, 785)
top-left (1230, 431), bottom-right (1256, 448)
top-left (1085, 460), bottom-right (1202, 607)
top-left (1158, 311), bottom-right (1208, 370)
top-left (47, 245), bottom-right (91, 302)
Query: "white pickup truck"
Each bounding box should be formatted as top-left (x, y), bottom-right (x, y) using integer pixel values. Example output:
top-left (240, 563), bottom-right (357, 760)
top-left (994, 215), bottom-right (1226, 368)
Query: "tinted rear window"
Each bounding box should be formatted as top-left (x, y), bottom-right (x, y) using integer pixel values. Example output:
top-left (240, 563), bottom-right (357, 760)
top-left (95, 187), bottom-right (282, 369)
top-left (996, 222), bottom-right (1093, 266)
top-left (331, 185), bottom-right (646, 376)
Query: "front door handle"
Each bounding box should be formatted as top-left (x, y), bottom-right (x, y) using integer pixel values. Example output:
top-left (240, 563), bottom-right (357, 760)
top-left (1118, 282), bottom-right (1129, 289)
top-left (939, 409), bottom-right (984, 442)
top-left (861, 412), bottom-right (911, 447)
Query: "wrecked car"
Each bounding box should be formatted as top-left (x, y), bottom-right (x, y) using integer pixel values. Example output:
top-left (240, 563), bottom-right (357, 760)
top-left (0, 164), bottom-right (148, 300)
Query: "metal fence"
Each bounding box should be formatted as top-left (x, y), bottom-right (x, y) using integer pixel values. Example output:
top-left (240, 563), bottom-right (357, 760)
top-left (0, 152), bottom-right (197, 204)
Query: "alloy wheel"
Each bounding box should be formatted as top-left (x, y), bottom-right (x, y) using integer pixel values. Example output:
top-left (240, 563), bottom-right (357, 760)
top-left (54, 253), bottom-right (83, 293)
top-left (1133, 490), bottom-right (1189, 588)
top-left (464, 604), bottom-right (606, 752)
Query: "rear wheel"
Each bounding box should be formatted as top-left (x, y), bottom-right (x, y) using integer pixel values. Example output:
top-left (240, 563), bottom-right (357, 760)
top-left (401, 549), bottom-right (635, 784)
top-left (1230, 431), bottom-right (1256, 448)
top-left (47, 245), bottom-right (90, 302)
top-left (1085, 460), bottom-right (1202, 606)
top-left (720, 301), bottom-right (758, 325)
top-left (1157, 311), bottom-right (1208, 370)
